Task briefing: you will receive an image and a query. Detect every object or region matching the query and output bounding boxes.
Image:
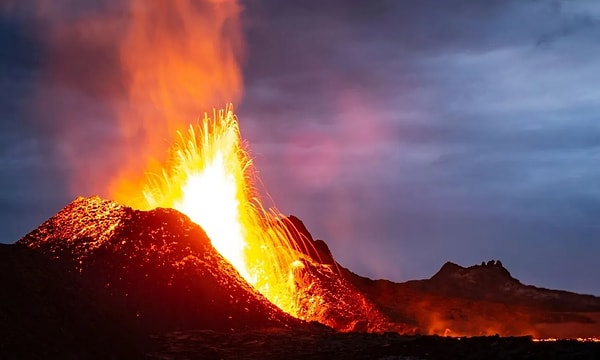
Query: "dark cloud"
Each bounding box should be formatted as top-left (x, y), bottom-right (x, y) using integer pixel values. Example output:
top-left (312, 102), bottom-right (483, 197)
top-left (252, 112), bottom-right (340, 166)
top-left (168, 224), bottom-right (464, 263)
top-left (0, 15), bottom-right (41, 72)
top-left (0, 11), bottom-right (67, 241)
top-left (239, 0), bottom-right (600, 295)
top-left (0, 2), bottom-right (123, 240)
top-left (535, 1), bottom-right (600, 46)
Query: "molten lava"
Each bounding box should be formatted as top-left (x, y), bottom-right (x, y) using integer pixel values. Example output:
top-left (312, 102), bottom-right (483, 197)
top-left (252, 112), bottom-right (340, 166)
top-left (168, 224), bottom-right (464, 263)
top-left (139, 105), bottom-right (309, 316)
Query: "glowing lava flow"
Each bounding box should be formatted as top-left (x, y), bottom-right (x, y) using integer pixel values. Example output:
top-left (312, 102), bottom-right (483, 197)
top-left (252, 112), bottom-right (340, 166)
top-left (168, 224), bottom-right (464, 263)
top-left (533, 338), bottom-right (600, 343)
top-left (141, 105), bottom-right (307, 315)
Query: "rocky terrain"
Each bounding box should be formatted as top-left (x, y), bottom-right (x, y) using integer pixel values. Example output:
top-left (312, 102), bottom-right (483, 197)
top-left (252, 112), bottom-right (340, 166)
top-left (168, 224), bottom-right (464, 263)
top-left (2, 196), bottom-right (600, 358)
top-left (0, 243), bottom-right (144, 359)
top-left (287, 212), bottom-right (600, 338)
top-left (17, 196), bottom-right (397, 333)
top-left (18, 196), bottom-right (299, 333)
top-left (342, 261), bottom-right (600, 338)
top-left (147, 329), bottom-right (600, 360)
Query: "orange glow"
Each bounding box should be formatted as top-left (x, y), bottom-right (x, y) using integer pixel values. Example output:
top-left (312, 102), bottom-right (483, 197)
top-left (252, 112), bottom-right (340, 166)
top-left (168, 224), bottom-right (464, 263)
top-left (139, 105), bottom-right (313, 316)
top-left (110, 0), bottom-right (244, 203)
top-left (143, 109), bottom-right (249, 279)
top-left (533, 338), bottom-right (600, 342)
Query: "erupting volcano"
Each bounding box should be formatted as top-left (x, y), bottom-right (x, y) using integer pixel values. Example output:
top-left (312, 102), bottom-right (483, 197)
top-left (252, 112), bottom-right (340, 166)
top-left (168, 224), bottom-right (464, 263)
top-left (126, 104), bottom-right (348, 321)
top-left (3, 0), bottom-right (600, 358)
top-left (15, 103), bottom-right (392, 333)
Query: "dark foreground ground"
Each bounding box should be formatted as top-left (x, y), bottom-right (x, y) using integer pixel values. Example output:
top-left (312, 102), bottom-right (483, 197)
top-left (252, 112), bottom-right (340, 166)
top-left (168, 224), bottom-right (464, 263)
top-left (146, 327), bottom-right (600, 360)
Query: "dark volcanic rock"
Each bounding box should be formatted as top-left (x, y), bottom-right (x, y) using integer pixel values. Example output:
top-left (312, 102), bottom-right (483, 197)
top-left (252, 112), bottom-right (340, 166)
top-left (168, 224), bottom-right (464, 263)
top-left (342, 260), bottom-right (600, 337)
top-left (18, 196), bottom-right (299, 333)
top-left (415, 260), bottom-right (600, 312)
top-left (147, 328), bottom-right (600, 360)
top-left (281, 215), bottom-right (409, 333)
top-left (0, 243), bottom-right (143, 359)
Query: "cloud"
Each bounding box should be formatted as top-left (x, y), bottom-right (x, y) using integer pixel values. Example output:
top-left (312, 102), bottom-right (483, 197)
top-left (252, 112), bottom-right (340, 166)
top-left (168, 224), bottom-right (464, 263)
top-left (238, 1), bottom-right (600, 294)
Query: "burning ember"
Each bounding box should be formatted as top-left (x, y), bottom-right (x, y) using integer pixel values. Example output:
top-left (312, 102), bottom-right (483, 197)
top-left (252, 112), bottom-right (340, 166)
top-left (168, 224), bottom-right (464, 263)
top-left (136, 104), bottom-right (312, 317)
top-left (533, 338), bottom-right (600, 343)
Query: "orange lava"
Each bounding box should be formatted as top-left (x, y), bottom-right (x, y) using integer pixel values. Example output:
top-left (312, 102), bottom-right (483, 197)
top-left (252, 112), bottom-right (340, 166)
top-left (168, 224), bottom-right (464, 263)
top-left (532, 338), bottom-right (600, 343)
top-left (138, 105), bottom-right (311, 317)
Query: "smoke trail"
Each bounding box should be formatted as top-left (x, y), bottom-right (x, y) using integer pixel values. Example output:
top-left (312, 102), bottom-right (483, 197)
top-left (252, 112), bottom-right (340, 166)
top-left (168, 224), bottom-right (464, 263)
top-left (8, 0), bottom-right (244, 202)
top-left (111, 0), bottom-right (244, 206)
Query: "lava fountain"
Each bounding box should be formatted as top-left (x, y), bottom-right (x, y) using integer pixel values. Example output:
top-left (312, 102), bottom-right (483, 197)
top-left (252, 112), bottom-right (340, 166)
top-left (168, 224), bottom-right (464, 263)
top-left (48, 0), bottom-right (324, 318)
top-left (140, 104), bottom-right (312, 316)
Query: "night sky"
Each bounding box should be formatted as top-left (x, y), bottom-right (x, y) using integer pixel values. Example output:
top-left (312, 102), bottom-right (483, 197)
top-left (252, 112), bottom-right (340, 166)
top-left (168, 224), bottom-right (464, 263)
top-left (1, 1), bottom-right (600, 295)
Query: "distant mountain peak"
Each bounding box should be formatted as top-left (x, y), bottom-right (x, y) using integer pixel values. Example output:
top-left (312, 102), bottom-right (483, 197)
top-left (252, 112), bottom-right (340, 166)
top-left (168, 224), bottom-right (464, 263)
top-left (433, 260), bottom-right (515, 283)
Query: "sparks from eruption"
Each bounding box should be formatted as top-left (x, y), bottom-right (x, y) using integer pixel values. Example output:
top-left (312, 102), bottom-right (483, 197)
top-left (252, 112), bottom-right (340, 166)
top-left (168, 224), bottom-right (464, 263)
top-left (533, 338), bottom-right (600, 343)
top-left (141, 105), bottom-right (315, 316)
